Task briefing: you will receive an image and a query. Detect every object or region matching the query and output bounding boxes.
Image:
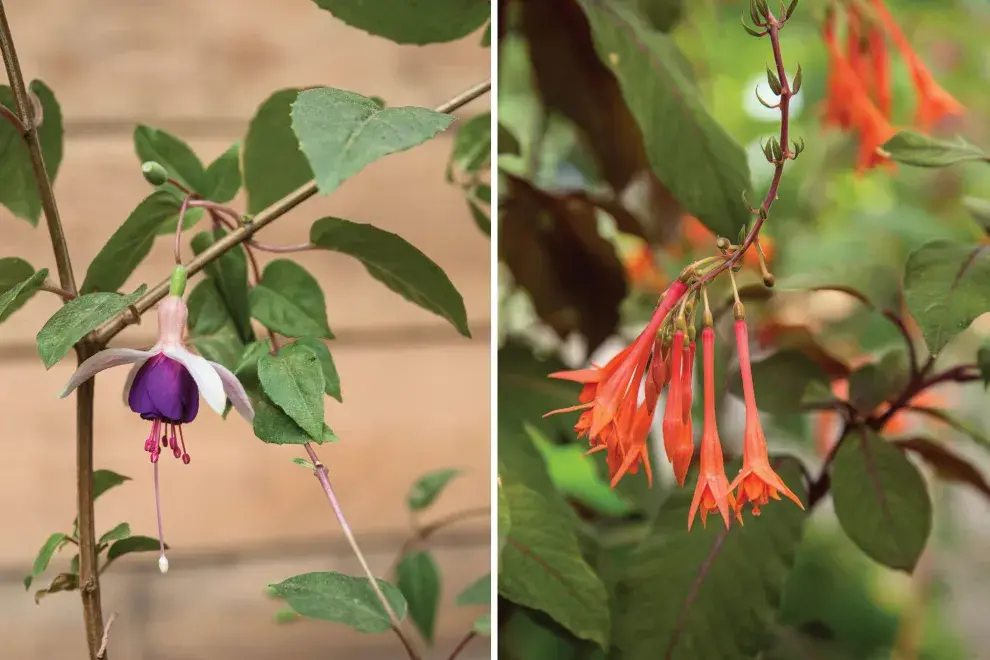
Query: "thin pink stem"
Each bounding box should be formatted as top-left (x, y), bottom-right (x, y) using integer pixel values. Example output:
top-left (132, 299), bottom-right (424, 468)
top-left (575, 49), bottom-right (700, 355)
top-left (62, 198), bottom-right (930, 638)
top-left (188, 200), bottom-right (313, 254)
top-left (302, 442), bottom-right (420, 659)
top-left (0, 100), bottom-right (24, 132)
top-left (447, 631), bottom-right (477, 659)
top-left (40, 281), bottom-right (76, 300)
top-left (174, 196), bottom-right (193, 265)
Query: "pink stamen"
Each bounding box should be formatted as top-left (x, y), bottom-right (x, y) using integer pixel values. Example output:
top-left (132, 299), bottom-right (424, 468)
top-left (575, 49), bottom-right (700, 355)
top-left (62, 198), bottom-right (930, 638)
top-left (178, 425), bottom-right (190, 464)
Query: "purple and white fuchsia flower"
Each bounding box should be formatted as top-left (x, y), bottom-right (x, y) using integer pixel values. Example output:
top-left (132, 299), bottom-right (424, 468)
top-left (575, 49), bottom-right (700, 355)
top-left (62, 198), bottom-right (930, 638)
top-left (59, 269), bottom-right (254, 573)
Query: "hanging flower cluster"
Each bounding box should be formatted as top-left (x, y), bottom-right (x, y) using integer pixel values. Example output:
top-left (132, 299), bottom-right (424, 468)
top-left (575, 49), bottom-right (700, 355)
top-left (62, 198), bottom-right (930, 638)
top-left (545, 278), bottom-right (805, 530)
top-left (822, 0), bottom-right (964, 172)
top-left (58, 267), bottom-right (255, 572)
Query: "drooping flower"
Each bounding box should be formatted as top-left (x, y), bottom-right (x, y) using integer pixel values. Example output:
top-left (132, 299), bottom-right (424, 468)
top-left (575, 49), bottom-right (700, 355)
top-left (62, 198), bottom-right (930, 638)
top-left (868, 0), bottom-right (964, 130)
top-left (546, 280), bottom-right (689, 486)
top-left (727, 319), bottom-right (805, 516)
top-left (671, 336), bottom-right (696, 487)
top-left (822, 9), bottom-right (897, 172)
top-left (59, 268), bottom-right (254, 572)
top-left (661, 327), bottom-right (686, 465)
top-left (688, 327), bottom-right (741, 530)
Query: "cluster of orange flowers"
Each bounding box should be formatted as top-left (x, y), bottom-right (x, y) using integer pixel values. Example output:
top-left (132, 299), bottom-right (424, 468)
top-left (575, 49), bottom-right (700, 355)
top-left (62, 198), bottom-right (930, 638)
top-left (823, 0), bottom-right (964, 171)
top-left (545, 282), bottom-right (804, 530)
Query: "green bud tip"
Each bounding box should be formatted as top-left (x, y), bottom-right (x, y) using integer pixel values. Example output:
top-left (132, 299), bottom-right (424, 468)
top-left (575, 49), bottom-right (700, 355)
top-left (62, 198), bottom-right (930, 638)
top-left (169, 265), bottom-right (187, 297)
top-left (142, 161), bottom-right (168, 186)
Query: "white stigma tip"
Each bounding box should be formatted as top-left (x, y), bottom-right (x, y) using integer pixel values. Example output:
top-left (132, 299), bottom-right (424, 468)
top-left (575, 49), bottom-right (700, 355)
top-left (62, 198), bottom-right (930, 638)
top-left (158, 555), bottom-right (169, 574)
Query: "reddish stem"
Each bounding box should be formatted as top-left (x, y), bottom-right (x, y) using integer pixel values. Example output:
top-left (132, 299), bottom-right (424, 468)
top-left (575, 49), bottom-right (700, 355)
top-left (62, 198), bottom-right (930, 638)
top-left (189, 200), bottom-right (313, 253)
top-left (174, 196), bottom-right (193, 264)
top-left (690, 9), bottom-right (792, 294)
top-left (447, 631), bottom-right (477, 660)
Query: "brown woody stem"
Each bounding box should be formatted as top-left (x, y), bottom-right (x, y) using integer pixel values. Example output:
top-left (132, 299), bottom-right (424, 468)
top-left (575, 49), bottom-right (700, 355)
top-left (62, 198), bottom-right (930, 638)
top-left (0, 3), bottom-right (108, 657)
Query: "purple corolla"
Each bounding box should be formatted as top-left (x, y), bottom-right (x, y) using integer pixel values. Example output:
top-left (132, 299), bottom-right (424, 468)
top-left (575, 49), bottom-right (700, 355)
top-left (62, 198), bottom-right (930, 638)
top-left (59, 291), bottom-right (254, 572)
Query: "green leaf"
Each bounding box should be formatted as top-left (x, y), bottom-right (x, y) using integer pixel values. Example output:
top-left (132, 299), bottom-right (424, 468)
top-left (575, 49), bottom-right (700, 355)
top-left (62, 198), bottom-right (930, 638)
top-left (612, 459), bottom-right (807, 659)
top-left (33, 573), bottom-right (79, 604)
top-left (848, 349), bottom-right (909, 413)
top-left (93, 470), bottom-right (132, 500)
top-left (831, 429), bottom-right (932, 572)
top-left (0, 266), bottom-right (47, 324)
top-left (473, 612), bottom-right (492, 636)
top-left (105, 535), bottom-right (165, 564)
top-left (895, 437), bottom-right (990, 500)
top-left (467, 198), bottom-right (491, 236)
top-left (97, 523), bottom-right (132, 546)
top-left (191, 230), bottom-right (255, 342)
top-left (882, 130), bottom-right (988, 168)
top-left (499, 478), bottom-right (610, 648)
top-left (292, 337), bottom-right (342, 402)
top-left (81, 191), bottom-right (185, 294)
top-left (407, 468), bottom-right (462, 511)
top-left (186, 279), bottom-right (245, 371)
top-left (497, 477), bottom-right (510, 569)
top-left (243, 88), bottom-right (314, 214)
top-left (964, 197), bottom-right (990, 235)
top-left (905, 406), bottom-right (990, 451)
top-left (309, 0), bottom-right (489, 45)
top-left (236, 339), bottom-right (272, 375)
top-left (310, 217), bottom-right (469, 337)
top-left (205, 142), bottom-right (242, 203)
top-left (499, 432), bottom-right (608, 647)
top-left (903, 240), bottom-right (990, 355)
top-left (727, 349), bottom-right (830, 415)
top-left (249, 259), bottom-right (333, 339)
top-left (291, 457), bottom-right (315, 470)
top-left (447, 112), bottom-right (491, 180)
top-left (456, 572), bottom-right (490, 606)
top-left (574, 0), bottom-right (751, 237)
top-left (270, 572), bottom-right (408, 633)
top-left (396, 550), bottom-right (442, 644)
top-left (134, 124), bottom-right (208, 193)
top-left (292, 88), bottom-right (453, 196)
top-left (252, 395), bottom-right (338, 445)
top-left (70, 469), bottom-right (133, 539)
top-left (480, 21), bottom-right (492, 47)
top-left (36, 286), bottom-right (147, 369)
top-left (0, 257), bottom-right (36, 296)
top-left (27, 533), bottom-right (69, 587)
top-left (258, 342), bottom-right (326, 441)
top-left (0, 80), bottom-right (63, 226)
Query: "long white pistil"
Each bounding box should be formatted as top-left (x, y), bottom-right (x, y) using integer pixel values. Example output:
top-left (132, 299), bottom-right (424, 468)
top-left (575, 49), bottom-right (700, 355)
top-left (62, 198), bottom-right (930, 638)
top-left (153, 460), bottom-right (169, 573)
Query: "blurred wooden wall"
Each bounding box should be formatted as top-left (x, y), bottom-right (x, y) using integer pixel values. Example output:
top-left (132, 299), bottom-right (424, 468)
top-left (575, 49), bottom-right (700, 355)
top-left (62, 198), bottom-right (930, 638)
top-left (0, 1), bottom-right (491, 658)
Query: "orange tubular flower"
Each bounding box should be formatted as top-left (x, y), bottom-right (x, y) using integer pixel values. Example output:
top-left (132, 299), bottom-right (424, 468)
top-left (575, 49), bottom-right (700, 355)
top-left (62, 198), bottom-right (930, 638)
top-left (545, 280), bottom-right (689, 487)
top-left (822, 11), bottom-right (896, 173)
top-left (869, 0), bottom-right (964, 130)
top-left (688, 327), bottom-right (741, 531)
top-left (672, 338), bottom-right (696, 487)
top-left (728, 319), bottom-right (806, 516)
top-left (662, 328), bottom-right (686, 465)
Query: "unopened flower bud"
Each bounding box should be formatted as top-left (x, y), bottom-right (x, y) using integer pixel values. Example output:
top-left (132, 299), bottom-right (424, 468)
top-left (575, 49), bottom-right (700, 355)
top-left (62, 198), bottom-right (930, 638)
top-left (159, 554), bottom-right (169, 574)
top-left (142, 161), bottom-right (168, 187)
